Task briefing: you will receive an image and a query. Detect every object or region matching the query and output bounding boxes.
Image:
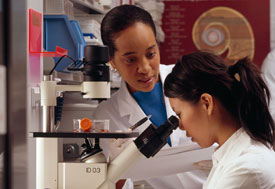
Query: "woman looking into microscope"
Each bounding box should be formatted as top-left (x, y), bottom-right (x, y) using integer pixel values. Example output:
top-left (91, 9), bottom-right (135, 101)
top-left (164, 51), bottom-right (275, 188)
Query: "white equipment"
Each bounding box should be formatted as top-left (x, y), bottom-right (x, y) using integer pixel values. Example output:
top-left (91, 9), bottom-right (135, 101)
top-left (33, 116), bottom-right (178, 189)
top-left (34, 44), bottom-right (179, 189)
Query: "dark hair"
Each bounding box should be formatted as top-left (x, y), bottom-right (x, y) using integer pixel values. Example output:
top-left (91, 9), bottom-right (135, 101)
top-left (100, 5), bottom-right (156, 57)
top-left (164, 51), bottom-right (275, 147)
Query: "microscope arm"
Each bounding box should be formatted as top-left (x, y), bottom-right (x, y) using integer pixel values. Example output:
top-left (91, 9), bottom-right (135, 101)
top-left (56, 84), bottom-right (82, 92)
top-left (98, 115), bottom-right (179, 188)
top-left (99, 142), bottom-right (143, 188)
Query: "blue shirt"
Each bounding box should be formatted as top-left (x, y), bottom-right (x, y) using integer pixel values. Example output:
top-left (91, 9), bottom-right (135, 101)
top-left (132, 82), bottom-right (171, 146)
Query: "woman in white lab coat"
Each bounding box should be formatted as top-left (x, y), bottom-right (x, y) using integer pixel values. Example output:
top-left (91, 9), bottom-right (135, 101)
top-left (164, 51), bottom-right (275, 189)
top-left (261, 48), bottom-right (275, 122)
top-left (93, 4), bottom-right (207, 189)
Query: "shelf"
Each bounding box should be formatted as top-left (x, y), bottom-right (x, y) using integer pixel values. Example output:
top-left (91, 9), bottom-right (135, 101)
top-left (71, 0), bottom-right (105, 14)
top-left (29, 132), bottom-right (139, 138)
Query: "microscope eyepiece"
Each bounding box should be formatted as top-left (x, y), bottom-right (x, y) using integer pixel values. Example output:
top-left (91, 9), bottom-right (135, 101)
top-left (134, 115), bottom-right (179, 158)
top-left (166, 115), bottom-right (179, 130)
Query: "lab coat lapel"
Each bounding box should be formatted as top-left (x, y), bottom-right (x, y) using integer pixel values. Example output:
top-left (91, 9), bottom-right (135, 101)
top-left (117, 80), bottom-right (150, 132)
top-left (159, 64), bottom-right (175, 118)
top-left (159, 64), bottom-right (185, 147)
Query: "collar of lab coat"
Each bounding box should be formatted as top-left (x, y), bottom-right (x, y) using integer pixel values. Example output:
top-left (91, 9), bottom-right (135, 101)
top-left (212, 128), bottom-right (248, 167)
top-left (117, 80), bottom-right (147, 126)
top-left (117, 64), bottom-right (175, 127)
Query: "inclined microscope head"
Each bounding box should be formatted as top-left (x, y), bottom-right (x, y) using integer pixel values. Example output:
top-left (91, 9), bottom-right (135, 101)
top-left (134, 115), bottom-right (179, 158)
top-left (97, 115), bottom-right (179, 188)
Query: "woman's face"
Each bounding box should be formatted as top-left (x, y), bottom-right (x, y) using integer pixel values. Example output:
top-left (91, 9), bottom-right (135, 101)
top-left (169, 97), bottom-right (217, 148)
top-left (110, 22), bottom-right (160, 93)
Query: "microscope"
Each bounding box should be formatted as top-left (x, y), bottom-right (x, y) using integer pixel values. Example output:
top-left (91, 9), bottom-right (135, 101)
top-left (40, 44), bottom-right (111, 132)
top-left (33, 44), bottom-right (179, 189)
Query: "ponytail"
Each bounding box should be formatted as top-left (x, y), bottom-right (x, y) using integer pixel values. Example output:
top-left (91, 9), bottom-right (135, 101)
top-left (228, 58), bottom-right (274, 146)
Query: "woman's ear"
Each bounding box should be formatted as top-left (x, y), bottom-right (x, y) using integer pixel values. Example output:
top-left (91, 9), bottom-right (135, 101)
top-left (200, 93), bottom-right (214, 116)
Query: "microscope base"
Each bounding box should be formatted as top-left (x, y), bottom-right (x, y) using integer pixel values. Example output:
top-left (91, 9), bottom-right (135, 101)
top-left (58, 162), bottom-right (113, 189)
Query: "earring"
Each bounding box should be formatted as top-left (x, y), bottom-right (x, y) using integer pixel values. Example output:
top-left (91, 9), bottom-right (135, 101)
top-left (111, 67), bottom-right (117, 73)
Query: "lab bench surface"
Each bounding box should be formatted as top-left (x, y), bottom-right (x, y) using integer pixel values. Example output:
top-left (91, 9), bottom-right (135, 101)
top-left (29, 132), bottom-right (139, 139)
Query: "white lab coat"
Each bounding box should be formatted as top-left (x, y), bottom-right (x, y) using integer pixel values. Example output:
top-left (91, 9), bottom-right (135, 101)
top-left (203, 128), bottom-right (275, 189)
top-left (93, 64), bottom-right (207, 189)
top-left (261, 48), bottom-right (275, 121)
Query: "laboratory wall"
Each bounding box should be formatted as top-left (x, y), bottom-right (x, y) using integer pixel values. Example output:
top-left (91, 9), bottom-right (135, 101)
top-left (159, 1), bottom-right (272, 67)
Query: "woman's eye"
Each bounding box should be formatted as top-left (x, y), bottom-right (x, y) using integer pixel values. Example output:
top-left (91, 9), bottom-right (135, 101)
top-left (147, 52), bottom-right (156, 58)
top-left (126, 57), bottom-right (136, 64)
